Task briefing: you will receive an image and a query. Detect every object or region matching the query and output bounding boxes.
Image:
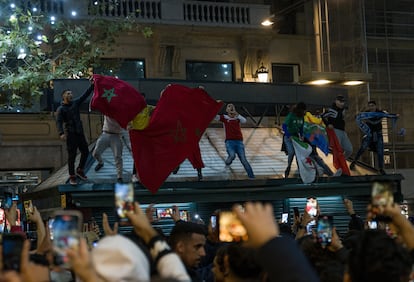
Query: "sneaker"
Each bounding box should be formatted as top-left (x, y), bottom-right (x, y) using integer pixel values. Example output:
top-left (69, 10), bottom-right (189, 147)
top-left (117, 177), bottom-right (123, 183)
top-left (76, 168), bottom-right (88, 180)
top-left (69, 175), bottom-right (77, 185)
top-left (131, 174), bottom-right (139, 183)
top-left (333, 168), bottom-right (342, 177)
top-left (248, 175), bottom-right (255, 179)
top-left (349, 161), bottom-right (356, 170)
top-left (379, 169), bottom-right (386, 175)
top-left (95, 163), bottom-right (104, 172)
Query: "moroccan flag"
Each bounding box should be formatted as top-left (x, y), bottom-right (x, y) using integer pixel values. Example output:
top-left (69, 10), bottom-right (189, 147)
top-left (91, 74), bottom-right (146, 128)
top-left (326, 128), bottom-right (351, 176)
top-left (291, 136), bottom-right (316, 184)
top-left (130, 84), bottom-right (223, 193)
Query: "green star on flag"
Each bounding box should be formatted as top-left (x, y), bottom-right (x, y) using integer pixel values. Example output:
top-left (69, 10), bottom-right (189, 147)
top-left (102, 88), bottom-right (117, 103)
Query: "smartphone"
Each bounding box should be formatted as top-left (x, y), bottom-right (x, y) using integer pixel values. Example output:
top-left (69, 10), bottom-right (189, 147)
top-left (371, 182), bottom-right (394, 207)
top-left (180, 210), bottom-right (189, 221)
top-left (114, 183), bottom-right (134, 225)
top-left (293, 207), bottom-right (300, 219)
top-left (2, 233), bottom-right (25, 272)
top-left (210, 215), bottom-right (217, 229)
top-left (51, 210), bottom-right (82, 267)
top-left (371, 181), bottom-right (394, 222)
top-left (48, 218), bottom-right (55, 240)
top-left (306, 197), bottom-right (318, 217)
top-left (367, 220), bottom-right (378, 229)
top-left (306, 197), bottom-right (318, 233)
top-left (24, 200), bottom-right (33, 220)
top-left (4, 192), bottom-right (13, 209)
top-left (281, 212), bottom-right (289, 223)
top-left (156, 208), bottom-right (173, 219)
top-left (218, 211), bottom-right (248, 242)
top-left (316, 215), bottom-right (333, 247)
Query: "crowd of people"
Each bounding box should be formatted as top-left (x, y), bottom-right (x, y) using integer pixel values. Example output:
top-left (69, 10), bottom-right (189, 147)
top-left (0, 195), bottom-right (413, 282)
top-left (56, 78), bottom-right (399, 186)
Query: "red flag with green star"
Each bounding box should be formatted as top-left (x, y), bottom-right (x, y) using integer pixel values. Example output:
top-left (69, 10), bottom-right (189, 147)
top-left (91, 74), bottom-right (146, 128)
top-left (129, 84), bottom-right (223, 193)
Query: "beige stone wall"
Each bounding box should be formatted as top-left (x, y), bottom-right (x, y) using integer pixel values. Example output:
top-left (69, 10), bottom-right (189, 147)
top-left (0, 113), bottom-right (102, 171)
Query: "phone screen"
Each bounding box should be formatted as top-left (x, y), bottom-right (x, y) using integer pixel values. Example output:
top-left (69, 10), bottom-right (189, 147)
top-left (317, 215), bottom-right (333, 247)
top-left (114, 183), bottom-right (134, 225)
top-left (4, 193), bottom-right (13, 209)
top-left (52, 211), bottom-right (82, 267)
top-left (281, 213), bottom-right (289, 223)
top-left (367, 220), bottom-right (378, 229)
top-left (2, 233), bottom-right (24, 272)
top-left (24, 200), bottom-right (33, 220)
top-left (371, 182), bottom-right (394, 207)
top-left (306, 197), bottom-right (318, 233)
top-left (156, 208), bottom-right (173, 219)
top-left (218, 211), bottom-right (248, 242)
top-left (306, 197), bottom-right (318, 217)
top-left (210, 215), bottom-right (217, 229)
top-left (180, 210), bottom-right (189, 221)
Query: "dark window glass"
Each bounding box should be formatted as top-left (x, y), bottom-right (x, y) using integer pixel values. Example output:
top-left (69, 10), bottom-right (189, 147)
top-left (186, 61), bottom-right (234, 82)
top-left (96, 59), bottom-right (145, 80)
top-left (271, 64), bottom-right (300, 83)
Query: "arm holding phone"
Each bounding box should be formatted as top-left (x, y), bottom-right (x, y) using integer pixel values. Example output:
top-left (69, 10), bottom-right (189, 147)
top-left (233, 202), bottom-right (319, 282)
top-left (382, 203), bottom-right (414, 250)
top-left (126, 202), bottom-right (190, 281)
top-left (27, 206), bottom-right (46, 253)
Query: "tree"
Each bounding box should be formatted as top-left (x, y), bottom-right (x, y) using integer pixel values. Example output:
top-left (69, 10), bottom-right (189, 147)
top-left (0, 0), bottom-right (152, 111)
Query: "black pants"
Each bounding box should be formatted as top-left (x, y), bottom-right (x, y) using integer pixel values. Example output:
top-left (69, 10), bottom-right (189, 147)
top-left (66, 133), bottom-right (89, 176)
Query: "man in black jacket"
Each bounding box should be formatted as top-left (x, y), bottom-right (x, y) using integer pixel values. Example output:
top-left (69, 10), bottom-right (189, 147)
top-left (56, 82), bottom-right (94, 185)
top-left (322, 95), bottom-right (353, 159)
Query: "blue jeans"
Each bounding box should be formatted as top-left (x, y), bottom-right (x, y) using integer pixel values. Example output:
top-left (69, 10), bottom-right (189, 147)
top-left (354, 131), bottom-right (384, 169)
top-left (225, 140), bottom-right (255, 178)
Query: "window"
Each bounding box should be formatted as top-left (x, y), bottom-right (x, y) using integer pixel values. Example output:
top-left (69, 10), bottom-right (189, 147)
top-left (186, 61), bottom-right (234, 82)
top-left (95, 59), bottom-right (146, 80)
top-left (271, 63), bottom-right (300, 83)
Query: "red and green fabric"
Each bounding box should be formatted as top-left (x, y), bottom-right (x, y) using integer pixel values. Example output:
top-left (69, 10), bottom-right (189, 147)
top-left (291, 136), bottom-right (316, 184)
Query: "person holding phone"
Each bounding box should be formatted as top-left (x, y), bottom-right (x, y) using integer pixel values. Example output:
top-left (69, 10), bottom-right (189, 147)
top-left (233, 202), bottom-right (319, 282)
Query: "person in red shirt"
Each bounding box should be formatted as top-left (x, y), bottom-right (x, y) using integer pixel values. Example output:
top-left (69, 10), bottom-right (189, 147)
top-left (215, 103), bottom-right (255, 179)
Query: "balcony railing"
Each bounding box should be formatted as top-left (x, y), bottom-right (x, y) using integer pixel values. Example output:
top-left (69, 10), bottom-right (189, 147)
top-left (20, 0), bottom-right (270, 28)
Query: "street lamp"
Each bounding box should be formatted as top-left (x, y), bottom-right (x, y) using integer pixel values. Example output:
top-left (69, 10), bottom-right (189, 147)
top-left (256, 63), bottom-right (269, 83)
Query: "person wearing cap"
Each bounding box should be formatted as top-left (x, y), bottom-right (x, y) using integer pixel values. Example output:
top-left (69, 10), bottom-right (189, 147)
top-left (322, 95), bottom-right (353, 159)
top-left (350, 100), bottom-right (399, 175)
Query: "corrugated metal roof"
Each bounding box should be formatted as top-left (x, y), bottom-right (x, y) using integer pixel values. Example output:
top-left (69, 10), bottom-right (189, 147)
top-left (34, 128), bottom-right (377, 191)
